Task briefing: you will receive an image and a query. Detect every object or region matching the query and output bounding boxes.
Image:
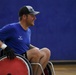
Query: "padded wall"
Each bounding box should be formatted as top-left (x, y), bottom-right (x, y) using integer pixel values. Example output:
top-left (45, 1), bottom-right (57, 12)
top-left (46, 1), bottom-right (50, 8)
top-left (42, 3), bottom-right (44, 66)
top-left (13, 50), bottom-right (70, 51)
top-left (0, 0), bottom-right (76, 60)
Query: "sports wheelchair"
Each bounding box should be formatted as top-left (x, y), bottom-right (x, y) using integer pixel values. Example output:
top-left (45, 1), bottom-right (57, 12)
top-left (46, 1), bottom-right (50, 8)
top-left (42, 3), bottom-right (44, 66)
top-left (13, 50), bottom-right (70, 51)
top-left (0, 53), bottom-right (55, 75)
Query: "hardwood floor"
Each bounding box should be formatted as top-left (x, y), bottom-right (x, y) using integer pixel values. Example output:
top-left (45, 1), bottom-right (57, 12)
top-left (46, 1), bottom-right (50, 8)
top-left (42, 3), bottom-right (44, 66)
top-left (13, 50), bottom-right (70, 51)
top-left (53, 64), bottom-right (76, 75)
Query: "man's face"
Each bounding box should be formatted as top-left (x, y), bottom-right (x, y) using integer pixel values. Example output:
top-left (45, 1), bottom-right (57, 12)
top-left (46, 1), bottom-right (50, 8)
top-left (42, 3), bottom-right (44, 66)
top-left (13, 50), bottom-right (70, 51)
top-left (25, 14), bottom-right (36, 26)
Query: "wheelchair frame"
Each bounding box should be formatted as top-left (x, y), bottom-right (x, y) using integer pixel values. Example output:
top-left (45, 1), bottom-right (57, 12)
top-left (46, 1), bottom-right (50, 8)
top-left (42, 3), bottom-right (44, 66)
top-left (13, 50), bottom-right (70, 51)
top-left (0, 54), bottom-right (56, 75)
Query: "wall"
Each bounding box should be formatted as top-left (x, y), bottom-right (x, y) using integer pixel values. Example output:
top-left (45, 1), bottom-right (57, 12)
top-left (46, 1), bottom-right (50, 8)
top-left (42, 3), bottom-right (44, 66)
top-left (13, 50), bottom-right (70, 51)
top-left (0, 0), bottom-right (76, 60)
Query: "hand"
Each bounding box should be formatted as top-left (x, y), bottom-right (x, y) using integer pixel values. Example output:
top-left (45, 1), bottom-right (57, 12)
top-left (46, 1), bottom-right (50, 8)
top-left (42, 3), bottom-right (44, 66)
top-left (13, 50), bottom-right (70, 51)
top-left (4, 46), bottom-right (16, 59)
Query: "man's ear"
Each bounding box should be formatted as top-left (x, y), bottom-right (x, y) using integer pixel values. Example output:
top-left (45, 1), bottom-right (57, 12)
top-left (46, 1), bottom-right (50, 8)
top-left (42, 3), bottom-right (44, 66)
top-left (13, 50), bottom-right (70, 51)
top-left (22, 15), bottom-right (27, 20)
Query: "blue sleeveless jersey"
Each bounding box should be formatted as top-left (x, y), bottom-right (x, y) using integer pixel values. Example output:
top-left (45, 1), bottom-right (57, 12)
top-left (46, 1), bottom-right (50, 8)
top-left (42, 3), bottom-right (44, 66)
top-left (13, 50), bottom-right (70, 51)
top-left (0, 22), bottom-right (31, 54)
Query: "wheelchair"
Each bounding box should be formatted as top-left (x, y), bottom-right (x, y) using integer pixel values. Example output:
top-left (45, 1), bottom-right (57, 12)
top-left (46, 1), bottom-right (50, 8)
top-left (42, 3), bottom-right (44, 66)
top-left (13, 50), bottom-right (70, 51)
top-left (0, 52), bottom-right (55, 75)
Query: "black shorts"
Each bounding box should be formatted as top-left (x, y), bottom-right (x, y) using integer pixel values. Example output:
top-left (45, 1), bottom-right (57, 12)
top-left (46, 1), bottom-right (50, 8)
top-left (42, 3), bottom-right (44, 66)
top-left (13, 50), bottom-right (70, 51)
top-left (21, 52), bottom-right (27, 59)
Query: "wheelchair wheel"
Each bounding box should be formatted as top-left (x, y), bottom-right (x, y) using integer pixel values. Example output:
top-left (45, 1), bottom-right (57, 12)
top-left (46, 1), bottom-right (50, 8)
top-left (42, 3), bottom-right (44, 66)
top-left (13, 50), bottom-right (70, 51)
top-left (0, 54), bottom-right (33, 75)
top-left (42, 61), bottom-right (55, 75)
top-left (43, 64), bottom-right (52, 75)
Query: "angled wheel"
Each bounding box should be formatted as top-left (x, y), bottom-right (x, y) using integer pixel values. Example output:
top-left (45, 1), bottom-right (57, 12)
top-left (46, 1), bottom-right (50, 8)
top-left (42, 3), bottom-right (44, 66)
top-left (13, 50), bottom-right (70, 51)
top-left (42, 61), bottom-right (55, 75)
top-left (43, 64), bottom-right (52, 75)
top-left (0, 54), bottom-right (33, 75)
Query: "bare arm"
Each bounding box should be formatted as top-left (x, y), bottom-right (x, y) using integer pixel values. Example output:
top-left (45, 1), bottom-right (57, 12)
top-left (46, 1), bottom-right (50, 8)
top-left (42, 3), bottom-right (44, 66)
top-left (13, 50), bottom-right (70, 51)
top-left (29, 44), bottom-right (36, 49)
top-left (0, 40), bottom-right (3, 48)
top-left (0, 40), bottom-right (15, 59)
top-left (29, 44), bottom-right (40, 50)
top-left (0, 40), bottom-right (7, 49)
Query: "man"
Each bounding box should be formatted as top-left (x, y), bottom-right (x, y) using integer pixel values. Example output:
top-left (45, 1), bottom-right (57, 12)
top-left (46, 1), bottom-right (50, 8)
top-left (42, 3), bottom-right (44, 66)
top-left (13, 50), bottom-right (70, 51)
top-left (0, 6), bottom-right (51, 75)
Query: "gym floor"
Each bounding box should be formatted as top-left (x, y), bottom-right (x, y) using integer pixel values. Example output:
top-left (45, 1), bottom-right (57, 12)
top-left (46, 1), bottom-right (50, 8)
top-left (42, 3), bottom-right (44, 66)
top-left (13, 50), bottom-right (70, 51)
top-left (54, 64), bottom-right (76, 75)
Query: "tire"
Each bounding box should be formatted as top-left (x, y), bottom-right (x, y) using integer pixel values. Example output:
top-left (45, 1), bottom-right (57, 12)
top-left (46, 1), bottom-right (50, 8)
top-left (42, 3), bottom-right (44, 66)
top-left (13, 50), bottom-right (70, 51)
top-left (44, 64), bottom-right (52, 75)
top-left (0, 54), bottom-right (33, 75)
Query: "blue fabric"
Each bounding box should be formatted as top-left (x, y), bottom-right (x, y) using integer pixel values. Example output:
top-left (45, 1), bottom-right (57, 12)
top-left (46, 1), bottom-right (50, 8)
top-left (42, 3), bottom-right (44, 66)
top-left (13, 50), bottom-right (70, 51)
top-left (0, 0), bottom-right (76, 60)
top-left (0, 22), bottom-right (31, 54)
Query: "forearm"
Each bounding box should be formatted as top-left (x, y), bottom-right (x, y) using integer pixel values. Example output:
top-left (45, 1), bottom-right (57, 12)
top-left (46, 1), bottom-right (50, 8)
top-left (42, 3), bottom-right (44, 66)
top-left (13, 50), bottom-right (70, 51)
top-left (0, 41), bottom-right (3, 47)
top-left (0, 40), bottom-right (15, 59)
top-left (29, 44), bottom-right (35, 49)
top-left (29, 44), bottom-right (39, 50)
top-left (0, 40), bottom-right (7, 50)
